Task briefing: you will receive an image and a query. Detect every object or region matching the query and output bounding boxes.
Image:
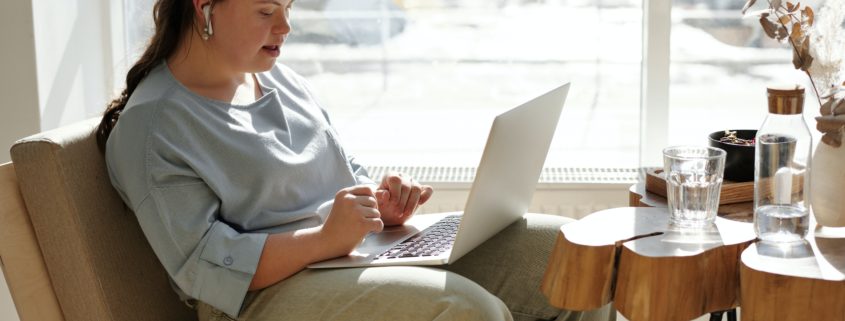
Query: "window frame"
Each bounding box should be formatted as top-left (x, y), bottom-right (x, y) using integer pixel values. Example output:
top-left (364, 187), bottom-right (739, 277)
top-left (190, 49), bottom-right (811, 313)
top-left (640, 0), bottom-right (671, 167)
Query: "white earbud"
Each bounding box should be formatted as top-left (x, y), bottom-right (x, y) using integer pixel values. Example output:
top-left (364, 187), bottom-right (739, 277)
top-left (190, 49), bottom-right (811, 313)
top-left (202, 4), bottom-right (213, 40)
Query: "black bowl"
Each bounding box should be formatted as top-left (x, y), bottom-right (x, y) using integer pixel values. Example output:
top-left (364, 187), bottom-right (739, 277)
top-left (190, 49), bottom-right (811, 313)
top-left (708, 129), bottom-right (756, 182)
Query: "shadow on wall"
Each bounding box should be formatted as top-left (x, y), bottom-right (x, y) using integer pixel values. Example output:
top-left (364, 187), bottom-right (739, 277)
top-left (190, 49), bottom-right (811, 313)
top-left (38, 0), bottom-right (111, 131)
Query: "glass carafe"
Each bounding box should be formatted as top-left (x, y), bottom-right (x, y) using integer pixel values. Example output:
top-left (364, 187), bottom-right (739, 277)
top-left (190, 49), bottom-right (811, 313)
top-left (754, 85), bottom-right (812, 244)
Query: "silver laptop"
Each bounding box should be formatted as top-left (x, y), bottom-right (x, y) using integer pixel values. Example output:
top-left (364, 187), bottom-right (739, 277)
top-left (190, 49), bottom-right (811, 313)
top-left (308, 83), bottom-right (570, 269)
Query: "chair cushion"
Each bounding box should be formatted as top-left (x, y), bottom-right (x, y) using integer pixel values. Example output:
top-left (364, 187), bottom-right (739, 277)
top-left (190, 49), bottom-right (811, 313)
top-left (0, 162), bottom-right (64, 321)
top-left (10, 118), bottom-right (196, 321)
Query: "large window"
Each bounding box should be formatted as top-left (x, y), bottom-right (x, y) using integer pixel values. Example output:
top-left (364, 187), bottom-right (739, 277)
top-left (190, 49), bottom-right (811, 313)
top-left (124, 0), bottom-right (643, 169)
top-left (667, 0), bottom-right (824, 147)
top-left (122, 0), bottom-right (827, 170)
top-left (281, 0), bottom-right (644, 168)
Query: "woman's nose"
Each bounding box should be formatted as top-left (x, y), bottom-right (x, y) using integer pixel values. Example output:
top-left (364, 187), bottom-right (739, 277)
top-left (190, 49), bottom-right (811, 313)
top-left (273, 12), bottom-right (291, 35)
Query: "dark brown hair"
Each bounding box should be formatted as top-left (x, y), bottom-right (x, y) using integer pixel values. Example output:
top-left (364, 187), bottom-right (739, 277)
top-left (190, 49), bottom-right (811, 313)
top-left (96, 0), bottom-right (204, 152)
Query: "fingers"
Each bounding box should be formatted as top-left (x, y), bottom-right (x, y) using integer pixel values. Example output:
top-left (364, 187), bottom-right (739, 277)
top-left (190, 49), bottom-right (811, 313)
top-left (375, 189), bottom-right (390, 207)
top-left (336, 188), bottom-right (377, 205)
top-left (359, 206), bottom-right (381, 219)
top-left (367, 217), bottom-right (385, 233)
top-left (348, 195), bottom-right (374, 209)
top-left (383, 174), bottom-right (403, 204)
top-left (397, 180), bottom-right (412, 215)
top-left (379, 173), bottom-right (410, 213)
top-left (418, 185), bottom-right (434, 205)
top-left (377, 174), bottom-right (436, 220)
top-left (335, 186), bottom-right (381, 221)
top-left (347, 185), bottom-right (375, 197)
top-left (403, 185), bottom-right (421, 216)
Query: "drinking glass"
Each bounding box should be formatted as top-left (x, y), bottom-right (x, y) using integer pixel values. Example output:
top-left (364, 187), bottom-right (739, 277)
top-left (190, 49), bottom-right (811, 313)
top-left (663, 146), bottom-right (727, 228)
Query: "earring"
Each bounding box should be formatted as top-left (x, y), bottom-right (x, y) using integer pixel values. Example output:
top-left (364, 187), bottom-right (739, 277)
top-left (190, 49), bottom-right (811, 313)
top-left (202, 4), bottom-right (213, 40)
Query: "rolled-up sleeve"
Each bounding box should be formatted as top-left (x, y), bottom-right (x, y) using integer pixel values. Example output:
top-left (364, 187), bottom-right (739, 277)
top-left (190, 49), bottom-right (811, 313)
top-left (348, 156), bottom-right (375, 185)
top-left (133, 183), bottom-right (267, 317)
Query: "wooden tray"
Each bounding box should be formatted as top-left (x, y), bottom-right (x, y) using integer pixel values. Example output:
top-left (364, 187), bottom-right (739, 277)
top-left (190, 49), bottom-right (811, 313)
top-left (645, 168), bottom-right (753, 205)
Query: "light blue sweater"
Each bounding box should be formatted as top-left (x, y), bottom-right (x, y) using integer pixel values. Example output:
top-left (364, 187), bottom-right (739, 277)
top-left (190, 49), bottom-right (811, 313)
top-left (105, 62), bottom-right (374, 317)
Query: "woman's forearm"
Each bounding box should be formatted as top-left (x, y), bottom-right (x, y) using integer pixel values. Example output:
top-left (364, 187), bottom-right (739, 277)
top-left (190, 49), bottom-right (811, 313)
top-left (248, 186), bottom-right (384, 291)
top-left (248, 226), bottom-right (340, 291)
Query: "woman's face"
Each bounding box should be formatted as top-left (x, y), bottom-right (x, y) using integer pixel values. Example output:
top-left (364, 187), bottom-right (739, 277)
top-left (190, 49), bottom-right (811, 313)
top-left (205, 0), bottom-right (293, 73)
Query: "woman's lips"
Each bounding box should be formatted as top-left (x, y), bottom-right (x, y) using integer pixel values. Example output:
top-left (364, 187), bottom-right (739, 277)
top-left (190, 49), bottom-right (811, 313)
top-left (262, 45), bottom-right (280, 57)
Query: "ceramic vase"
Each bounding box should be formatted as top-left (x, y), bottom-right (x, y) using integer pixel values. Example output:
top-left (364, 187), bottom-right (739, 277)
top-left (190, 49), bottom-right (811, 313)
top-left (810, 137), bottom-right (845, 227)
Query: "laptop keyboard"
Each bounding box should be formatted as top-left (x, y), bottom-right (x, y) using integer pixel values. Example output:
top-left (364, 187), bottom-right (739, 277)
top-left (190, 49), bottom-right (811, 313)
top-left (375, 215), bottom-right (462, 260)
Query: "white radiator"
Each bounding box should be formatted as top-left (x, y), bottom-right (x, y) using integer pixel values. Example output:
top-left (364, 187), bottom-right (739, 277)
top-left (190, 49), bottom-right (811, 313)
top-left (366, 166), bottom-right (643, 220)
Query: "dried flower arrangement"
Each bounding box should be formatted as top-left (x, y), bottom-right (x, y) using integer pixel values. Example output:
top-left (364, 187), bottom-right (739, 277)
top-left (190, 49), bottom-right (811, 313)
top-left (720, 130), bottom-right (755, 146)
top-left (743, 0), bottom-right (845, 147)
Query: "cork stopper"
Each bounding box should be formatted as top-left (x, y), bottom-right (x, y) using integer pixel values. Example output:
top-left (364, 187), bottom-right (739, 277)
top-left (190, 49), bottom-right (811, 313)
top-left (767, 85), bottom-right (805, 115)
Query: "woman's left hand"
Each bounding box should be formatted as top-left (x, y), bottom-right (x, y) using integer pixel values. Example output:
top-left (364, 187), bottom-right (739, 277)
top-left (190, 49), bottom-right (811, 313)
top-left (376, 172), bottom-right (433, 226)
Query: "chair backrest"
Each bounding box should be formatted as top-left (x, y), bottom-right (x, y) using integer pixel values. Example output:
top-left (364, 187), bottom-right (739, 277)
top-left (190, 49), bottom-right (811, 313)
top-left (0, 162), bottom-right (64, 321)
top-left (9, 118), bottom-right (196, 321)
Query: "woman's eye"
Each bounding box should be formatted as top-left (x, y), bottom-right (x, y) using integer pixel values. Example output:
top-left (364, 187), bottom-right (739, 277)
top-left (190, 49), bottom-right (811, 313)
top-left (260, 10), bottom-right (273, 16)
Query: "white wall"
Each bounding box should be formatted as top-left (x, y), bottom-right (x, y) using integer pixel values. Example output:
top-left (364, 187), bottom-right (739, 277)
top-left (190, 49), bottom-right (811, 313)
top-left (0, 1), bottom-right (41, 164)
top-left (1, 0), bottom-right (119, 163)
top-left (31, 0), bottom-right (116, 131)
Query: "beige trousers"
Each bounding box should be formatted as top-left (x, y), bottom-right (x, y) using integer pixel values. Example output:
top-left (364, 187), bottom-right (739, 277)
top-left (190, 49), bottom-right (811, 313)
top-left (198, 214), bottom-right (616, 321)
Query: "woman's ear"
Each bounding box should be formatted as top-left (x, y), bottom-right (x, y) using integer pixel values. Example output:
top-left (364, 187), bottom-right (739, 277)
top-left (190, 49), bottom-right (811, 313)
top-left (192, 0), bottom-right (211, 22)
top-left (192, 0), bottom-right (214, 40)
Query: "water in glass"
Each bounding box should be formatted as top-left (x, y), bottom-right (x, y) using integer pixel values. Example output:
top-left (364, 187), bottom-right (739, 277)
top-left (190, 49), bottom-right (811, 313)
top-left (666, 169), bottom-right (723, 227)
top-left (755, 204), bottom-right (809, 244)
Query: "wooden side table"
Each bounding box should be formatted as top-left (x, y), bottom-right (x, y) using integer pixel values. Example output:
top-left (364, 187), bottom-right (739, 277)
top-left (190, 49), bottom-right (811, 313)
top-left (740, 225), bottom-right (845, 321)
top-left (544, 183), bottom-right (845, 320)
top-left (541, 207), bottom-right (755, 321)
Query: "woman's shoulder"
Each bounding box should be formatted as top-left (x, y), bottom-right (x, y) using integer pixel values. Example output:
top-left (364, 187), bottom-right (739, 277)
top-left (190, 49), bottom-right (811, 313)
top-left (119, 65), bottom-right (174, 116)
top-left (121, 64), bottom-right (210, 126)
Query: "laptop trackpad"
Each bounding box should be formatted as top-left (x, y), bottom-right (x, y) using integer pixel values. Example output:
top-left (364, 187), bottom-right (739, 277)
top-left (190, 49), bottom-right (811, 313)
top-left (356, 225), bottom-right (420, 254)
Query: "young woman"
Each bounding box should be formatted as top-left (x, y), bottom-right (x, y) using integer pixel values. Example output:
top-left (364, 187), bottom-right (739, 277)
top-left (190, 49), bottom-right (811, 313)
top-left (98, 1), bottom-right (614, 320)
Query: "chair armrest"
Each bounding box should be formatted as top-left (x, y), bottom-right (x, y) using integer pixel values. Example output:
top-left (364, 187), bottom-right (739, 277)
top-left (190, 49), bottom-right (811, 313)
top-left (0, 162), bottom-right (65, 321)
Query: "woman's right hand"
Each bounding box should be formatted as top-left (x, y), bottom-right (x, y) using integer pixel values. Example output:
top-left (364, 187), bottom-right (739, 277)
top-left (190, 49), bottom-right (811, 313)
top-left (320, 185), bottom-right (384, 257)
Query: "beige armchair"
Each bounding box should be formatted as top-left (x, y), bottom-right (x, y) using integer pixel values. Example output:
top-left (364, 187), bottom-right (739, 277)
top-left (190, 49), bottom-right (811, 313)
top-left (0, 119), bottom-right (195, 321)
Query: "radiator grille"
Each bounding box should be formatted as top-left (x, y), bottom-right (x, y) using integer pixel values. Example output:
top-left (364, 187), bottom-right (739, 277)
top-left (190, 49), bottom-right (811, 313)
top-left (365, 166), bottom-right (645, 184)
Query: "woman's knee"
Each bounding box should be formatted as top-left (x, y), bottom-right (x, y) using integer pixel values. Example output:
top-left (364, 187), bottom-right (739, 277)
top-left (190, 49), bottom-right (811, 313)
top-left (239, 267), bottom-right (511, 321)
top-left (432, 271), bottom-right (513, 321)
top-left (354, 267), bottom-right (511, 321)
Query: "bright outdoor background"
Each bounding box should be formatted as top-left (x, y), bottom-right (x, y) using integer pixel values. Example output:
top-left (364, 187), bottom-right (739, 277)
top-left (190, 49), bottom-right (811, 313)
top-left (125, 0), bottom-right (827, 169)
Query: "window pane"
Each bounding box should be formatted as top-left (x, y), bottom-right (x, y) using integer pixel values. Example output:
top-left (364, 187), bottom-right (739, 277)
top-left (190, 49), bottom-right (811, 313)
top-left (284, 0), bottom-right (643, 167)
top-left (668, 0), bottom-right (827, 147)
top-left (122, 0), bottom-right (644, 168)
top-left (123, 0), bottom-right (155, 67)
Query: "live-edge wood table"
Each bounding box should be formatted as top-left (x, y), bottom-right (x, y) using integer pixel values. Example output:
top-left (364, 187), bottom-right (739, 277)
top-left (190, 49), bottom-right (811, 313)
top-left (542, 183), bottom-right (845, 321)
top-left (540, 184), bottom-right (755, 321)
top-left (739, 223), bottom-right (845, 321)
